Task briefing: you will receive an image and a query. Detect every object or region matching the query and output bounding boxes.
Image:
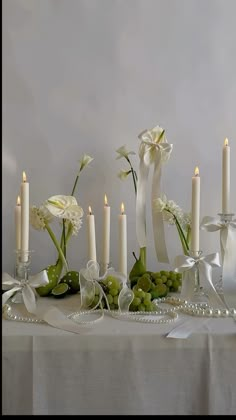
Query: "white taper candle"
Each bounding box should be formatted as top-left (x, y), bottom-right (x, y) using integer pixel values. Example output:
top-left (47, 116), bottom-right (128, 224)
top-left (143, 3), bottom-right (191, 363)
top-left (20, 171), bottom-right (29, 262)
top-left (222, 138), bottom-right (230, 214)
top-left (191, 166), bottom-right (200, 257)
top-left (87, 206), bottom-right (97, 262)
top-left (15, 195), bottom-right (21, 251)
top-left (102, 194), bottom-right (110, 267)
top-left (118, 202), bottom-right (127, 277)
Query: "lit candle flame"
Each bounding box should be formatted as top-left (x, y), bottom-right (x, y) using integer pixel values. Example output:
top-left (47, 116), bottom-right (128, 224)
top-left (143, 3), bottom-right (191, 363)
top-left (104, 194), bottom-right (108, 206)
top-left (22, 171), bottom-right (27, 182)
top-left (88, 206), bottom-right (92, 215)
top-left (194, 166), bottom-right (199, 176)
top-left (224, 138), bottom-right (229, 147)
top-left (17, 195), bottom-right (21, 206)
top-left (121, 202), bottom-right (125, 214)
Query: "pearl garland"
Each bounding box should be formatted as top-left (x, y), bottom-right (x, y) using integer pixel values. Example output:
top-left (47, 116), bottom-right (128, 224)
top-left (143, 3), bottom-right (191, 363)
top-left (2, 296), bottom-right (236, 327)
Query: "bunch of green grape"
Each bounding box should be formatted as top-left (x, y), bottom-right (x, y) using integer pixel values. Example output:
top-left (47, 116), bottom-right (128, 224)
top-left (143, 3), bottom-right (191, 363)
top-left (129, 287), bottom-right (157, 312)
top-left (131, 270), bottom-right (182, 303)
top-left (91, 275), bottom-right (122, 310)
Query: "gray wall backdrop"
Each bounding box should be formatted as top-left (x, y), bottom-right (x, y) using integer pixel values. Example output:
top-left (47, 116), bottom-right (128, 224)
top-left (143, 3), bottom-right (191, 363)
top-left (3, 0), bottom-right (236, 277)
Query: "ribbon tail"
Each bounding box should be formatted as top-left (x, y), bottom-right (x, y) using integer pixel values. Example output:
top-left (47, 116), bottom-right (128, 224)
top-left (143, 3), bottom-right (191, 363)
top-left (2, 287), bottom-right (21, 306)
top-left (152, 155), bottom-right (169, 263)
top-left (34, 307), bottom-right (89, 334)
top-left (199, 262), bottom-right (225, 308)
top-left (222, 227), bottom-right (236, 309)
top-left (136, 159), bottom-right (149, 248)
top-left (22, 285), bottom-right (37, 313)
top-left (180, 269), bottom-right (195, 301)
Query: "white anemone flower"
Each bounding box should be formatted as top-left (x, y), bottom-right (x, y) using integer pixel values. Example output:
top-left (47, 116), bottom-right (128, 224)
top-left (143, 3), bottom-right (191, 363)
top-left (30, 205), bottom-right (53, 230)
top-left (116, 145), bottom-right (136, 160)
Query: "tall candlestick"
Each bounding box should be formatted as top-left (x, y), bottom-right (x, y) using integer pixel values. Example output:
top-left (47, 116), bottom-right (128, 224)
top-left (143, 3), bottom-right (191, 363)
top-left (15, 195), bottom-right (21, 251)
top-left (20, 171), bottom-right (29, 262)
top-left (191, 166), bottom-right (200, 256)
top-left (222, 138), bottom-right (230, 214)
top-left (87, 206), bottom-right (97, 262)
top-left (118, 202), bottom-right (127, 277)
top-left (102, 194), bottom-right (110, 268)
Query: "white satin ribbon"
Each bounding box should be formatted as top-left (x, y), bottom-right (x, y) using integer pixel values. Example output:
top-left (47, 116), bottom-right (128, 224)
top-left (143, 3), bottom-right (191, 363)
top-left (79, 260), bottom-right (134, 313)
top-left (136, 127), bottom-right (173, 263)
top-left (2, 270), bottom-right (49, 313)
top-left (201, 216), bottom-right (236, 308)
top-left (2, 271), bottom-right (88, 334)
top-left (174, 253), bottom-right (224, 308)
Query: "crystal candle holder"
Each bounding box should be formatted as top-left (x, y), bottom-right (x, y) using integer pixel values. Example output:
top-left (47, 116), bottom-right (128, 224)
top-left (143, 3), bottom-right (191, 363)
top-left (14, 250), bottom-right (34, 281)
top-left (216, 212), bottom-right (235, 294)
top-left (188, 250), bottom-right (209, 303)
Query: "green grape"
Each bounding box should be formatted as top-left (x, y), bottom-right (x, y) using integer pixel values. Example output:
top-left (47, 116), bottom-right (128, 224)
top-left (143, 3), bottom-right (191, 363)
top-left (137, 275), bottom-right (152, 292)
top-left (145, 302), bottom-right (155, 312)
top-left (145, 292), bottom-right (152, 301)
top-left (176, 273), bottom-right (182, 280)
top-left (105, 275), bottom-right (120, 290)
top-left (132, 297), bottom-right (141, 307)
top-left (109, 288), bottom-right (119, 297)
top-left (171, 279), bottom-right (180, 292)
top-left (155, 277), bottom-right (163, 285)
top-left (129, 303), bottom-right (138, 312)
top-left (106, 294), bottom-right (113, 304)
top-left (93, 295), bottom-right (100, 306)
top-left (113, 295), bottom-right (118, 305)
top-left (169, 272), bottom-right (177, 281)
top-left (133, 288), bottom-right (146, 299)
top-left (138, 304), bottom-right (146, 312)
top-left (110, 303), bottom-right (116, 310)
top-left (160, 270), bottom-right (166, 275)
top-left (95, 284), bottom-right (100, 295)
top-left (166, 279), bottom-right (172, 287)
top-left (143, 298), bottom-right (152, 306)
top-left (161, 275), bottom-right (168, 283)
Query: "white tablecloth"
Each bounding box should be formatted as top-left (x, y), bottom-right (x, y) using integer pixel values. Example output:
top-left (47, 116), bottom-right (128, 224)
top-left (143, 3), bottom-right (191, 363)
top-left (2, 295), bottom-right (236, 415)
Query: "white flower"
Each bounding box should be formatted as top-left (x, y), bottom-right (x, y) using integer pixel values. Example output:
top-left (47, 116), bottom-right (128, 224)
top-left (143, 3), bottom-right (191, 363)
top-left (181, 212), bottom-right (191, 231)
top-left (153, 195), bottom-right (167, 212)
top-left (138, 124), bottom-right (172, 165)
top-left (118, 169), bottom-right (131, 180)
top-left (79, 154), bottom-right (94, 172)
top-left (116, 145), bottom-right (136, 160)
top-left (30, 205), bottom-right (52, 230)
top-left (45, 195), bottom-right (84, 221)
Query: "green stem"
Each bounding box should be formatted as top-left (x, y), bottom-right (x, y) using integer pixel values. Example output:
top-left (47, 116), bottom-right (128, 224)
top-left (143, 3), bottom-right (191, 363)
top-left (165, 209), bottom-right (189, 255)
top-left (186, 225), bottom-right (191, 248)
top-left (45, 223), bottom-right (69, 272)
top-left (139, 247), bottom-right (146, 270)
top-left (71, 172), bottom-right (80, 197)
top-left (127, 157), bottom-right (137, 197)
top-left (62, 219), bottom-right (66, 258)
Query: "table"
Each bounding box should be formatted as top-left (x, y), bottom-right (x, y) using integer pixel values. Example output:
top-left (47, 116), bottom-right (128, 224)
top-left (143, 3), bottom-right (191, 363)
top-left (2, 295), bottom-right (236, 415)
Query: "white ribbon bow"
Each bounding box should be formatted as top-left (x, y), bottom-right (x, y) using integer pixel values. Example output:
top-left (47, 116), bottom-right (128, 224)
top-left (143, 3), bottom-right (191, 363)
top-left (174, 253), bottom-right (224, 308)
top-left (2, 270), bottom-right (49, 313)
top-left (79, 260), bottom-right (133, 312)
top-left (201, 216), bottom-right (236, 308)
top-left (136, 126), bottom-right (173, 263)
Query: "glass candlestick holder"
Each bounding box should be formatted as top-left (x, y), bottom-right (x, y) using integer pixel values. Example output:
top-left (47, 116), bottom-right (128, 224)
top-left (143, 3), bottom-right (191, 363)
top-left (216, 212), bottom-right (235, 294)
top-left (188, 250), bottom-right (208, 303)
top-left (12, 250), bottom-right (34, 303)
